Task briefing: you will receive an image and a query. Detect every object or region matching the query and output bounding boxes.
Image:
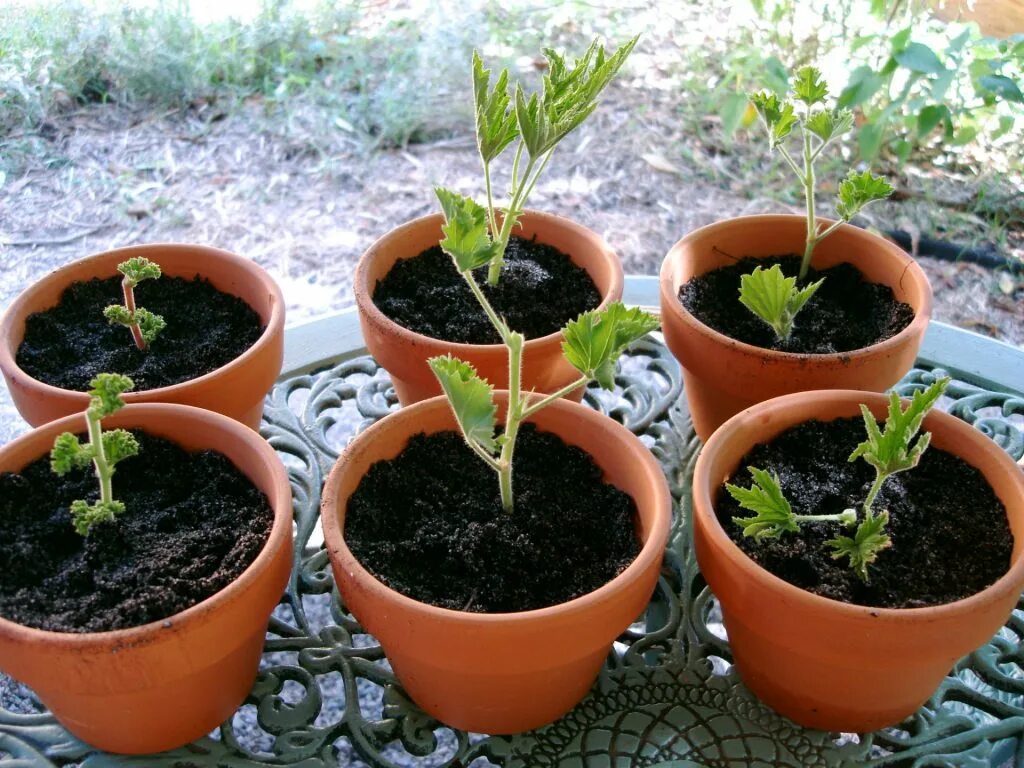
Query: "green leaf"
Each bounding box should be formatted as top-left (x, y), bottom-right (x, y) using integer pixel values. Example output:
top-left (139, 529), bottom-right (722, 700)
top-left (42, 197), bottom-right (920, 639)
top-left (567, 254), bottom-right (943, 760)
top-left (917, 104), bottom-right (950, 136)
top-left (103, 304), bottom-right (133, 326)
top-left (727, 466), bottom-right (799, 540)
top-left (428, 355), bottom-right (498, 455)
top-left (720, 92), bottom-right (750, 138)
top-left (472, 51), bottom-right (519, 163)
top-left (561, 302), bottom-right (659, 390)
top-left (895, 42), bottom-right (945, 75)
top-left (70, 499), bottom-right (125, 536)
top-left (50, 432), bottom-right (93, 475)
top-left (979, 74), bottom-right (1024, 104)
top-left (827, 510), bottom-right (892, 582)
top-left (87, 373), bottom-right (134, 419)
top-left (117, 257), bottom-right (161, 287)
top-left (102, 428), bottom-right (140, 467)
top-left (805, 108), bottom-right (854, 142)
top-left (835, 170), bottom-right (894, 220)
top-left (737, 264), bottom-right (823, 341)
top-left (134, 308), bottom-right (166, 345)
top-left (749, 91), bottom-right (797, 148)
top-left (857, 123), bottom-right (885, 161)
top-left (434, 187), bottom-right (501, 273)
top-left (792, 66), bottom-right (829, 106)
top-left (849, 378), bottom-right (950, 477)
top-left (838, 66), bottom-right (884, 109)
top-left (890, 27), bottom-right (913, 53)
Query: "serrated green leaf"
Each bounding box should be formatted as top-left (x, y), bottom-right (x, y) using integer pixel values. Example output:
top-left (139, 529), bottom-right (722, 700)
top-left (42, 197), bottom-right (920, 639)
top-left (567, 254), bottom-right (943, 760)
top-left (895, 42), bottom-right (945, 75)
top-left (134, 307), bottom-right (166, 345)
top-left (472, 51), bottom-right (519, 162)
top-left (103, 304), bottom-right (133, 326)
top-left (428, 355), bottom-right (498, 455)
top-left (749, 91), bottom-right (797, 148)
top-left (434, 187), bottom-right (501, 272)
top-left (87, 373), bottom-right (134, 419)
top-left (849, 378), bottom-right (949, 478)
top-left (805, 108), bottom-right (854, 142)
top-left (835, 170), bottom-right (894, 220)
top-left (102, 428), bottom-right (140, 467)
top-left (827, 510), bottom-right (892, 581)
top-left (117, 257), bottom-right (161, 287)
top-left (71, 499), bottom-right (125, 536)
top-left (50, 432), bottom-right (93, 475)
top-left (793, 66), bottom-right (829, 106)
top-left (737, 264), bottom-right (823, 340)
top-left (561, 302), bottom-right (658, 390)
top-left (727, 466), bottom-right (799, 540)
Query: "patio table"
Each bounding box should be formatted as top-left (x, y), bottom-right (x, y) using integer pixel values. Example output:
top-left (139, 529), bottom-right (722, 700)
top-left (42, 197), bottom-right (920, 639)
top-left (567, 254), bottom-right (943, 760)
top-left (1, 275), bottom-right (1023, 767)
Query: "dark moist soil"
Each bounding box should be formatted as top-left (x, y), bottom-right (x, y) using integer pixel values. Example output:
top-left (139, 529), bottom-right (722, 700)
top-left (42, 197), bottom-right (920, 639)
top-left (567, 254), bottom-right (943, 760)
top-left (345, 425), bottom-right (641, 612)
top-left (679, 255), bottom-right (915, 354)
top-left (372, 235), bottom-right (602, 344)
top-left (17, 275), bottom-right (265, 391)
top-left (0, 432), bottom-right (273, 633)
top-left (716, 418), bottom-right (1012, 608)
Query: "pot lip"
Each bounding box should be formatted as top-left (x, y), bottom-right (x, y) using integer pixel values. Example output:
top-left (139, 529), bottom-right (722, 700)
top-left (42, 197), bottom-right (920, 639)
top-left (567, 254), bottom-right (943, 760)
top-left (353, 208), bottom-right (625, 352)
top-left (0, 243), bottom-right (285, 402)
top-left (0, 402), bottom-right (293, 647)
top-left (658, 214), bottom-right (933, 361)
top-left (321, 393), bottom-right (672, 623)
top-left (693, 388), bottom-right (1024, 619)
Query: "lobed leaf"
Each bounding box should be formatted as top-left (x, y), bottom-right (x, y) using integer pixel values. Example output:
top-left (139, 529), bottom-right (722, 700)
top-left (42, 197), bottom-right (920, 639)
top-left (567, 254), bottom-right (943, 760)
top-left (428, 355), bottom-right (498, 455)
top-left (827, 510), bottom-right (892, 582)
top-left (793, 66), bottom-right (829, 106)
top-left (102, 428), bottom-right (140, 467)
top-left (805, 108), bottom-right (854, 143)
top-left (848, 378), bottom-right (950, 477)
top-left (835, 170), bottom-right (894, 220)
top-left (749, 91), bottom-right (797, 148)
top-left (103, 304), bottom-right (133, 326)
top-left (561, 302), bottom-right (658, 390)
top-left (472, 51), bottom-right (519, 163)
top-left (434, 187), bottom-right (502, 272)
top-left (50, 432), bottom-right (94, 475)
top-left (87, 373), bottom-right (135, 419)
top-left (737, 264), bottom-right (823, 341)
top-left (71, 499), bottom-right (125, 536)
top-left (727, 466), bottom-right (799, 540)
top-left (134, 307), bottom-right (166, 345)
top-left (117, 257), bottom-right (162, 287)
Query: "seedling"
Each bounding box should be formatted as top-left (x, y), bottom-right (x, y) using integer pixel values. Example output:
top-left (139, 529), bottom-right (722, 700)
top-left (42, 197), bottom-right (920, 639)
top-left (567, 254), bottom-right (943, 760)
top-left (50, 373), bottom-right (139, 535)
top-left (436, 36), bottom-right (636, 286)
top-left (740, 66), bottom-right (894, 341)
top-left (429, 190), bottom-right (657, 511)
top-left (103, 257), bottom-right (166, 350)
top-left (727, 377), bottom-right (950, 581)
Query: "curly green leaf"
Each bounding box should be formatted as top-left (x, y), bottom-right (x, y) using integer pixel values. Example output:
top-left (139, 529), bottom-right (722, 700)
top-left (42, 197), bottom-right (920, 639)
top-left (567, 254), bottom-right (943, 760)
top-left (134, 307), bottom-right (166, 346)
top-left (827, 510), bottom-right (892, 582)
top-left (835, 170), bottom-right (894, 220)
top-left (428, 355), bottom-right (498, 455)
top-left (561, 302), bottom-right (659, 390)
top-left (102, 428), bottom-right (140, 467)
top-left (87, 373), bottom-right (135, 419)
top-left (738, 264), bottom-right (823, 341)
top-left (117, 256), bottom-right (161, 287)
top-left (50, 432), bottom-right (93, 475)
top-left (71, 499), bottom-right (126, 536)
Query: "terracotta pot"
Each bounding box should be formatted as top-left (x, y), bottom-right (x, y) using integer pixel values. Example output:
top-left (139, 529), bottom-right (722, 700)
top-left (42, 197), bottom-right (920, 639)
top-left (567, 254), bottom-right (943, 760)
top-left (659, 215), bottom-right (932, 441)
top-left (354, 210), bottom-right (624, 405)
top-left (321, 394), bottom-right (670, 734)
top-left (0, 244), bottom-right (285, 430)
top-left (692, 389), bottom-right (1024, 732)
top-left (0, 403), bottom-right (293, 754)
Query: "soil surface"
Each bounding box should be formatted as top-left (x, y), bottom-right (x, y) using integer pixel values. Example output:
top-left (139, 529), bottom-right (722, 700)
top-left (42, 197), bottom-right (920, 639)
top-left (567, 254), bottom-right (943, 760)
top-left (372, 235), bottom-right (602, 344)
top-left (716, 417), bottom-right (1012, 608)
top-left (17, 275), bottom-right (264, 391)
top-left (679, 255), bottom-right (915, 353)
top-left (345, 425), bottom-right (640, 612)
top-left (0, 431), bottom-right (273, 633)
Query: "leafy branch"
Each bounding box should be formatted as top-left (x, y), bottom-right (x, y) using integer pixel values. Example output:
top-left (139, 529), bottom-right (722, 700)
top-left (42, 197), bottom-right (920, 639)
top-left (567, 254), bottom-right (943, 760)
top-left (750, 65), bottom-right (894, 281)
top-left (728, 378), bottom-right (949, 581)
top-left (103, 257), bottom-right (165, 351)
top-left (50, 373), bottom-right (139, 535)
top-left (448, 36), bottom-right (636, 286)
top-left (737, 264), bottom-right (824, 341)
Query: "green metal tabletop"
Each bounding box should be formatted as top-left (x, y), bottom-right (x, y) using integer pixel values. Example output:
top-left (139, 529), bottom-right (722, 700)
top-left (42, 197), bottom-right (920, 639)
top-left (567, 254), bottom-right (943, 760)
top-left (1, 275), bottom-right (1023, 767)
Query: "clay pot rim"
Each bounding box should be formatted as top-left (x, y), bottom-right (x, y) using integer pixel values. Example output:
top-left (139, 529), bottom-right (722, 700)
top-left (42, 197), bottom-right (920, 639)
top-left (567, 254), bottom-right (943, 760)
top-left (321, 392), bottom-right (671, 623)
top-left (0, 402), bottom-right (293, 647)
top-left (353, 209), bottom-right (625, 352)
top-left (0, 243), bottom-right (286, 404)
top-left (693, 388), bottom-right (1024, 620)
top-left (658, 214), bottom-right (933, 362)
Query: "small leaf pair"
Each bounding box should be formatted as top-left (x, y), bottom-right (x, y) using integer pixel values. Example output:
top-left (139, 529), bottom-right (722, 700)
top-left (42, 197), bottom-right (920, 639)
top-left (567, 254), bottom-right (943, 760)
top-left (737, 265), bottom-right (823, 341)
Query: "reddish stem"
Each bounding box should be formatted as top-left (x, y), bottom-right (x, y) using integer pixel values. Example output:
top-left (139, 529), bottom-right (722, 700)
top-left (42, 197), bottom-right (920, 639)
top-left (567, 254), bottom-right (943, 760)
top-left (122, 279), bottom-right (146, 351)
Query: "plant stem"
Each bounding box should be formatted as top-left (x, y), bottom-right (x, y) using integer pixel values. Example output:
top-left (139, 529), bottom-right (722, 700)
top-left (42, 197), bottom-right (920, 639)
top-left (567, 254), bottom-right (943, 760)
top-left (121, 279), bottom-right (146, 350)
top-left (800, 118), bottom-right (817, 281)
top-left (522, 376), bottom-right (589, 419)
top-left (85, 410), bottom-right (113, 505)
top-left (863, 472), bottom-right (888, 517)
top-left (497, 331), bottom-right (525, 512)
top-left (483, 159), bottom-right (499, 242)
top-left (463, 271), bottom-right (510, 345)
top-left (794, 510), bottom-right (856, 526)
